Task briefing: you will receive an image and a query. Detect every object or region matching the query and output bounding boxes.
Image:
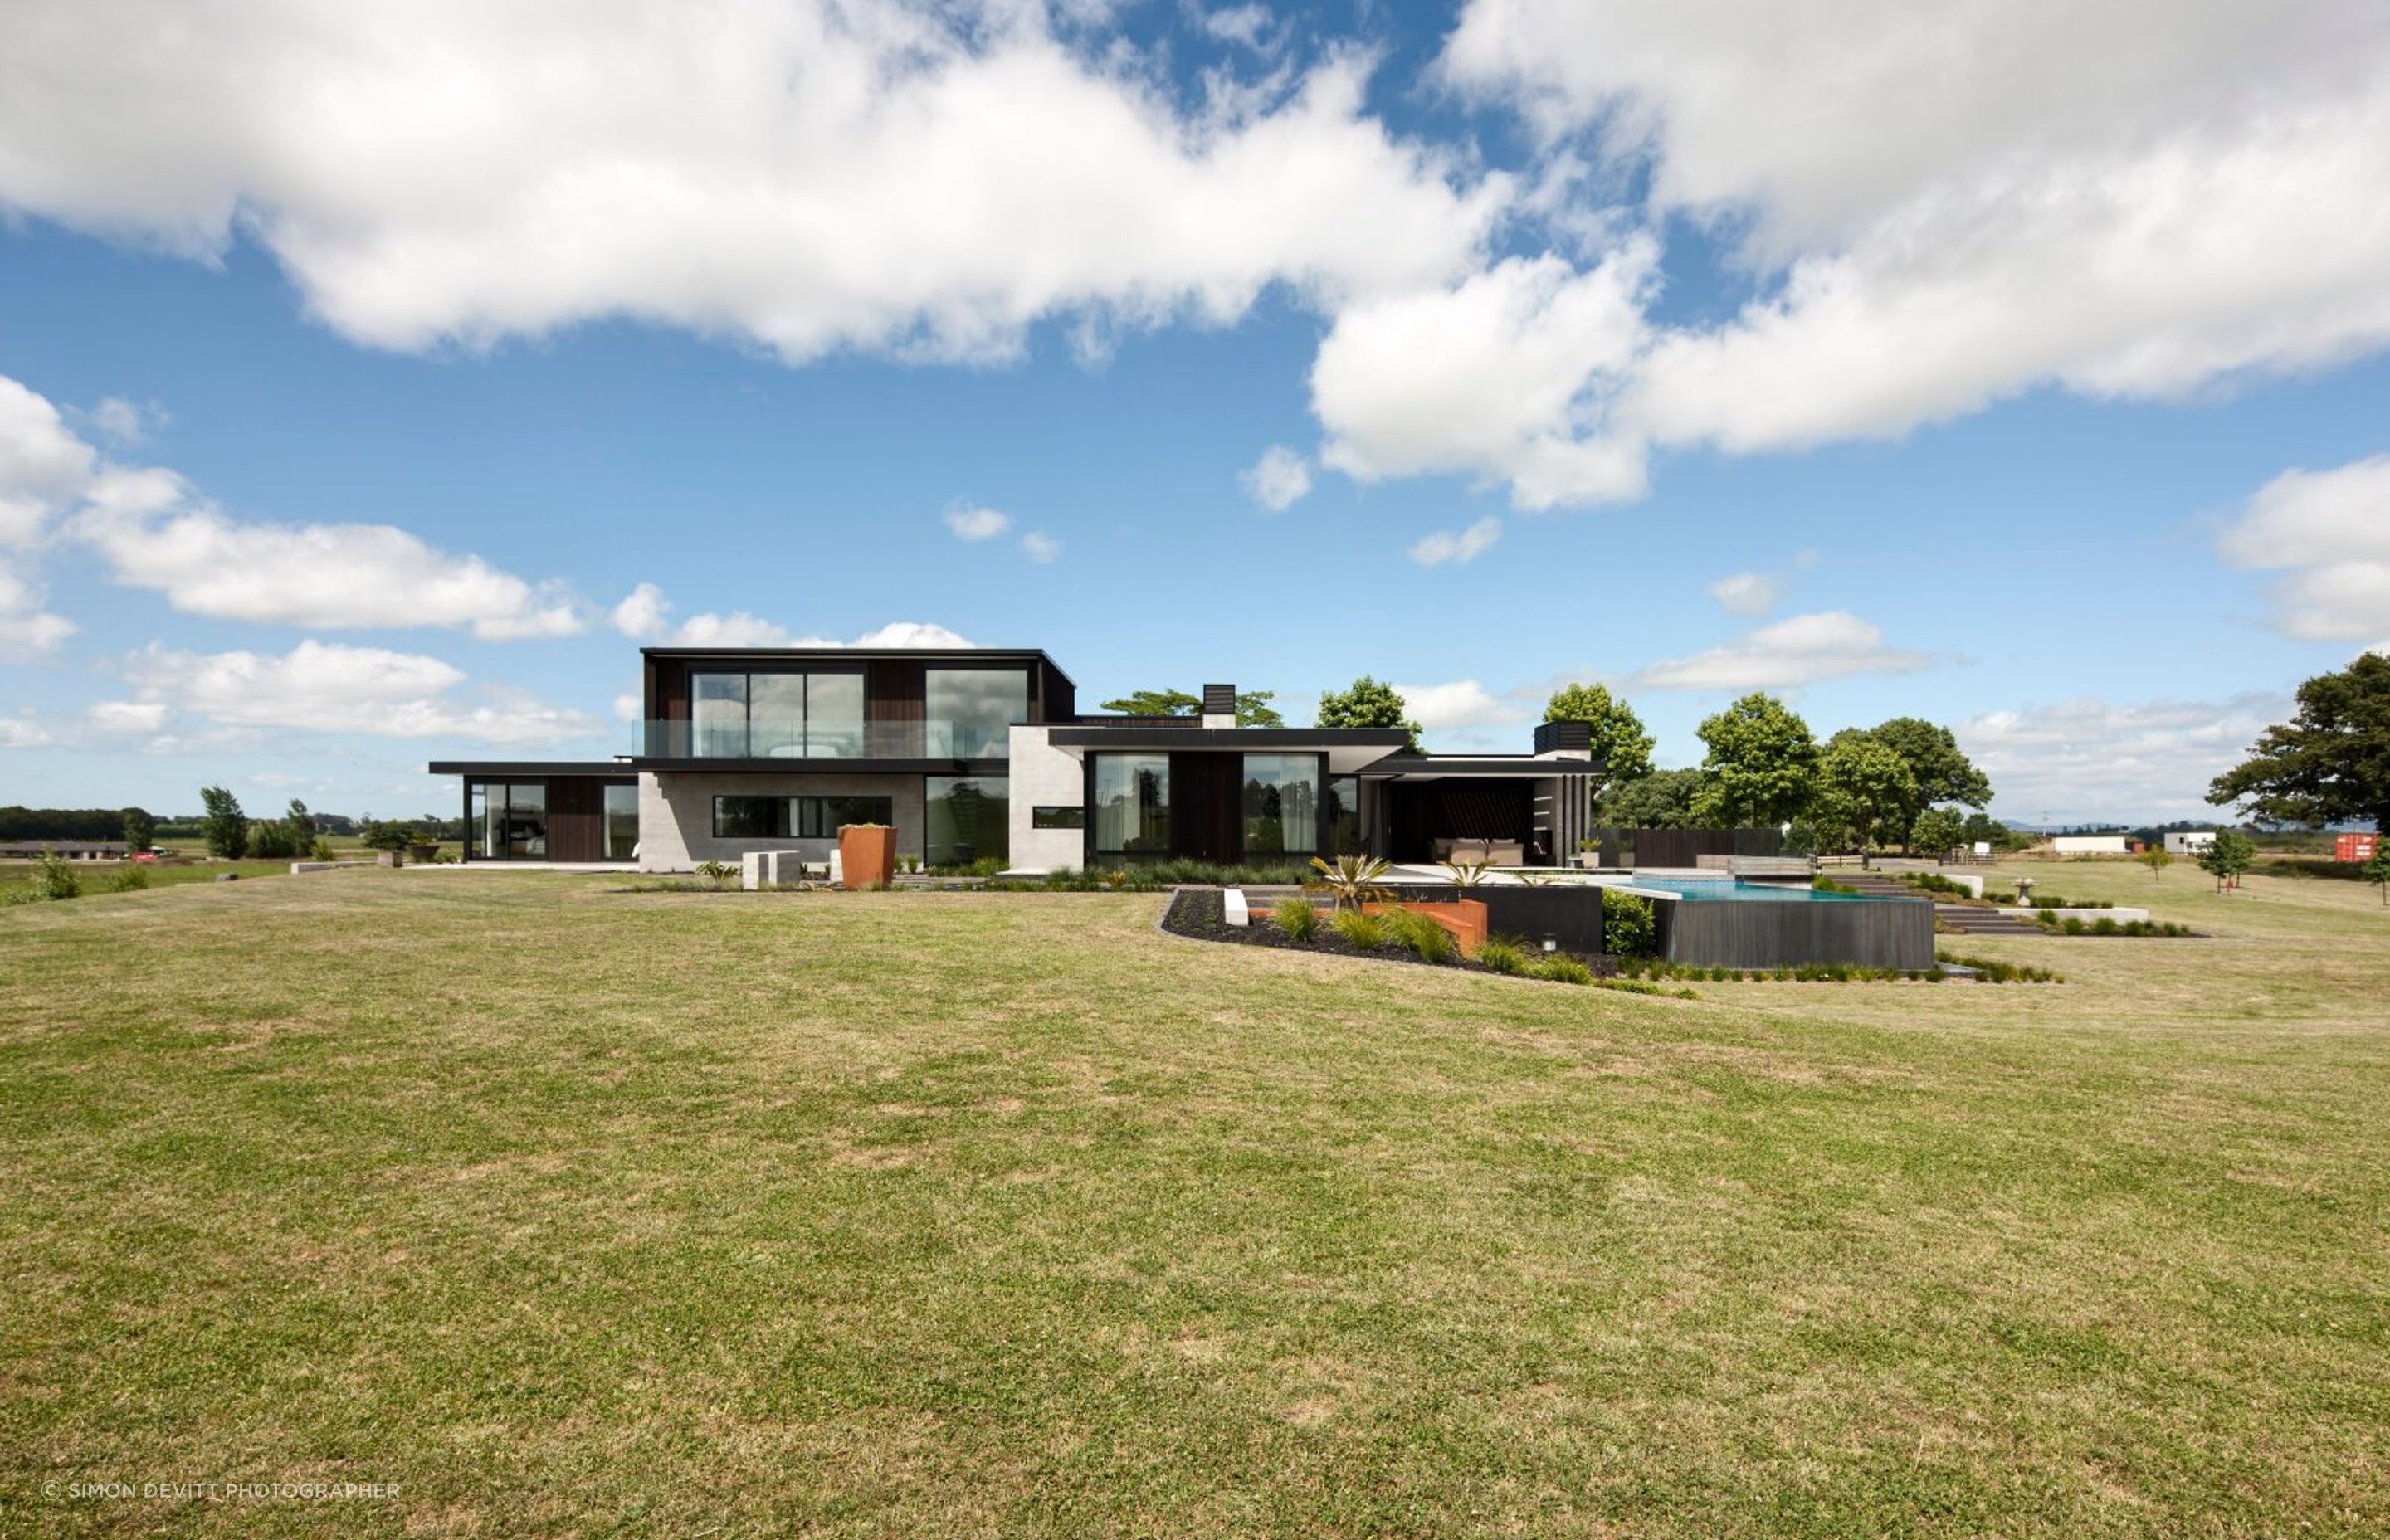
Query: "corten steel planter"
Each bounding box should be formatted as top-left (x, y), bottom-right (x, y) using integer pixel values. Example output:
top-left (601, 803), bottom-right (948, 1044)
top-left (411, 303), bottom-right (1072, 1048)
top-left (1363, 899), bottom-right (1489, 958)
top-left (838, 824), bottom-right (896, 890)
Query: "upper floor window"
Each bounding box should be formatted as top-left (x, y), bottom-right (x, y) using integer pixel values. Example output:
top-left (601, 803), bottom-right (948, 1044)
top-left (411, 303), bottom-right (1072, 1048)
top-left (926, 668), bottom-right (1028, 758)
top-left (690, 670), bottom-right (866, 758)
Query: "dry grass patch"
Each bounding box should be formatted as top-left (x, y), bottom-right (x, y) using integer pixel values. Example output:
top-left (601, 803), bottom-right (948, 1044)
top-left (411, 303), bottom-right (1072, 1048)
top-left (1, 866), bottom-right (2386, 1537)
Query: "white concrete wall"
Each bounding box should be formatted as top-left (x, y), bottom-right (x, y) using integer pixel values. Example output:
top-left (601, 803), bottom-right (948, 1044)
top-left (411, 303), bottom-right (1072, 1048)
top-left (638, 770), bottom-right (924, 872)
top-left (2050, 836), bottom-right (2129, 855)
top-left (1007, 724), bottom-right (1085, 873)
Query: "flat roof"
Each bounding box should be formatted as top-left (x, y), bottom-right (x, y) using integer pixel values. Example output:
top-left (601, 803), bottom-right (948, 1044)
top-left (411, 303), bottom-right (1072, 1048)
top-left (1361, 756), bottom-right (1610, 778)
top-left (426, 761), bottom-right (635, 777)
top-left (639, 646), bottom-right (1075, 689)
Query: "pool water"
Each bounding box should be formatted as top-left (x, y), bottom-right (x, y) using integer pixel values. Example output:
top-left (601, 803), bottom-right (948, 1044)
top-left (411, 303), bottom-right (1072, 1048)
top-left (1607, 879), bottom-right (1890, 903)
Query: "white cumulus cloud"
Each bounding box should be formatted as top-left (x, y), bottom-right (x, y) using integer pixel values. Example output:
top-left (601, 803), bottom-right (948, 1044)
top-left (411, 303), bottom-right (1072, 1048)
top-left (1630, 611), bottom-right (1932, 692)
top-left (1958, 691), bottom-right (2290, 823)
top-left (944, 503), bottom-right (1013, 541)
top-left (1407, 516), bottom-right (1503, 568)
top-left (1240, 446), bottom-right (1313, 511)
top-left (1388, 0), bottom-right (2390, 503)
top-left (0, 1), bottom-right (1502, 365)
top-left (1394, 679), bottom-right (1530, 730)
top-left (1706, 572), bottom-right (1776, 616)
top-left (1019, 531), bottom-right (1062, 563)
top-left (119, 639), bottom-right (599, 745)
top-left (1314, 246), bottom-right (1655, 509)
top-left (2218, 455), bottom-right (2390, 646)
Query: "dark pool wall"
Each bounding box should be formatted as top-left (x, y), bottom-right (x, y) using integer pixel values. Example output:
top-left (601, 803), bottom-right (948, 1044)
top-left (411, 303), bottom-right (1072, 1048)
top-left (1655, 894), bottom-right (1935, 970)
top-left (1382, 884), bottom-right (1605, 955)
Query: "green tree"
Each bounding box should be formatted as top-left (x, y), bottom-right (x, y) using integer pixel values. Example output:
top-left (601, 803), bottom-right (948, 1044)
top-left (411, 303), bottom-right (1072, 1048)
top-left (198, 785), bottom-right (248, 860)
top-left (2197, 830), bottom-right (2257, 894)
top-left (1100, 689), bottom-right (1200, 717)
top-left (120, 806), bottom-right (156, 854)
top-left (359, 819), bottom-right (413, 853)
top-left (1863, 717), bottom-right (1992, 848)
top-left (2208, 653), bottom-right (2390, 832)
top-left (2363, 846), bottom-right (2390, 906)
top-left (248, 819), bottom-right (297, 860)
top-left (1812, 730), bottom-right (1920, 854)
top-left (1960, 811), bottom-right (2028, 852)
top-left (1909, 806), bottom-right (1968, 861)
top-left (283, 798), bottom-right (315, 852)
top-left (1542, 682), bottom-right (1655, 789)
top-left (1600, 767), bottom-right (1703, 829)
top-left (1100, 687), bottom-right (1284, 727)
top-left (2140, 845), bottom-right (2174, 883)
top-left (1691, 693), bottom-right (1818, 827)
top-left (1315, 676), bottom-right (1421, 753)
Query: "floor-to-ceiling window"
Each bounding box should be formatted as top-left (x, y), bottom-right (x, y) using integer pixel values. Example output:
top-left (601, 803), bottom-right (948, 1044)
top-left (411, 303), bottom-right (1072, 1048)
top-left (686, 669), bottom-right (867, 758)
top-left (1093, 754), bottom-right (1171, 857)
top-left (1324, 776), bottom-right (1363, 855)
top-left (926, 776), bottom-right (1008, 867)
top-left (1241, 754), bottom-right (1322, 856)
top-left (470, 780), bottom-right (549, 859)
top-left (603, 782), bottom-right (639, 860)
top-left (926, 668), bottom-right (1029, 758)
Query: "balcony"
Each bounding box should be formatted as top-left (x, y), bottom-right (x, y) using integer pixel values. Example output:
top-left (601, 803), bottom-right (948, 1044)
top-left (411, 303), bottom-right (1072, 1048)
top-left (626, 719), bottom-right (1017, 762)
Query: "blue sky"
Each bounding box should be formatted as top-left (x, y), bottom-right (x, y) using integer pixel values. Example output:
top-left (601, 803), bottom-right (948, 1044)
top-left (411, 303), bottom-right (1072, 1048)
top-left (2, 0), bottom-right (2385, 821)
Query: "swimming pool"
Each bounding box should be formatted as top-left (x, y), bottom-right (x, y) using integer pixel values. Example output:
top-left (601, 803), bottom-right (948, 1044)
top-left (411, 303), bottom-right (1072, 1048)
top-left (1607, 878), bottom-right (1888, 903)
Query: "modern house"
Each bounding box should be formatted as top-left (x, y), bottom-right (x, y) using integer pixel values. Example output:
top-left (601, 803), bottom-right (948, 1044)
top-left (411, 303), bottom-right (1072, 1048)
top-left (429, 645), bottom-right (1605, 871)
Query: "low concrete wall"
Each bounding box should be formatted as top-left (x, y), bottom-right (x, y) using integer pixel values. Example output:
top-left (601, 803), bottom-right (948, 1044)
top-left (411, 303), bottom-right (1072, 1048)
top-left (1658, 894), bottom-right (1934, 970)
top-left (2006, 905), bottom-right (2149, 923)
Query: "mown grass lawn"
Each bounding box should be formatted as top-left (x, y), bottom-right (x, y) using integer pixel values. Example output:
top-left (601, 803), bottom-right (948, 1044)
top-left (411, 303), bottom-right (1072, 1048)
top-left (2, 864), bottom-right (2385, 1537)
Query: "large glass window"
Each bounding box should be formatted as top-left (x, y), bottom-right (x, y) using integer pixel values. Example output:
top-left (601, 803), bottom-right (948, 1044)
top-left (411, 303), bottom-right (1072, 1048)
top-left (1241, 754), bottom-right (1320, 856)
top-left (686, 670), bottom-right (867, 758)
top-left (1094, 754), bottom-right (1171, 855)
top-left (746, 673), bottom-right (805, 758)
top-left (927, 668), bottom-right (1029, 758)
top-left (692, 671), bottom-right (749, 758)
top-left (603, 782), bottom-right (640, 860)
top-left (926, 776), bottom-right (1008, 867)
top-left (1325, 776), bottom-right (1363, 855)
top-left (470, 780), bottom-right (549, 859)
top-left (807, 672), bottom-right (866, 758)
top-left (711, 795), bottom-right (894, 839)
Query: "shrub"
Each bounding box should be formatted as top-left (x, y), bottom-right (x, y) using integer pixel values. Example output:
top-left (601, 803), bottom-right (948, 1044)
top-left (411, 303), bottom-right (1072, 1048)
top-left (1593, 975), bottom-right (1666, 995)
top-left (1475, 936), bottom-right (1531, 975)
top-left (2092, 916), bottom-right (2119, 935)
top-left (1329, 909), bottom-right (1385, 951)
top-left (1533, 957), bottom-right (1596, 986)
top-left (1272, 897), bottom-right (1321, 941)
top-left (694, 860), bottom-right (738, 889)
top-left (28, 850), bottom-right (80, 901)
top-left (2062, 916), bottom-right (2089, 935)
top-left (310, 836), bottom-right (337, 862)
top-left (1600, 888), bottom-right (1656, 958)
top-left (249, 819), bottom-right (297, 860)
top-left (1380, 907), bottom-right (1458, 963)
top-left (107, 865), bottom-right (150, 892)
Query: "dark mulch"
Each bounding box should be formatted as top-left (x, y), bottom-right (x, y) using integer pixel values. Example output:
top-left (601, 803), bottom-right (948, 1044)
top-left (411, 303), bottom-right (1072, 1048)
top-left (1159, 889), bottom-right (1617, 977)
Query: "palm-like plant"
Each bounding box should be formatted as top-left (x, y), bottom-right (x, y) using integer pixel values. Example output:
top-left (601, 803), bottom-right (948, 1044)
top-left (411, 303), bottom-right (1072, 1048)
top-left (1440, 858), bottom-right (1497, 888)
top-left (1308, 853), bottom-right (1392, 911)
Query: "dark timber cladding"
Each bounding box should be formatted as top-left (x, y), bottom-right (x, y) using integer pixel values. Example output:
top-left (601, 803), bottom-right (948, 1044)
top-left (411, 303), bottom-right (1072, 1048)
top-left (1653, 893), bottom-right (1935, 970)
top-left (545, 776), bottom-right (607, 862)
top-left (640, 647), bottom-right (1075, 726)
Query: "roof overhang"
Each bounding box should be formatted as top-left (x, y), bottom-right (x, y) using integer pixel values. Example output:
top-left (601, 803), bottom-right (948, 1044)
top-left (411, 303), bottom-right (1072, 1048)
top-left (427, 760), bottom-right (635, 777)
top-left (1042, 726), bottom-right (1411, 775)
top-left (1361, 756), bottom-right (1610, 780)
